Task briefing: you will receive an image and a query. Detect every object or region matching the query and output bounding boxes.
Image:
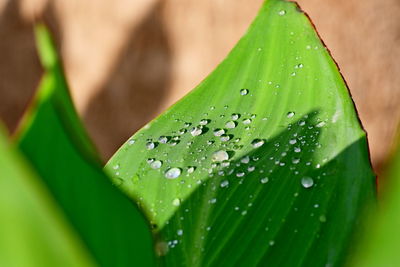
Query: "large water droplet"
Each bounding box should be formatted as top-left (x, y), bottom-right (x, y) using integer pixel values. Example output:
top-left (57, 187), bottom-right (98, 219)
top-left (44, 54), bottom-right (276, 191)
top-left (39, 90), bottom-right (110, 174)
top-left (165, 168), bottom-right (182, 179)
top-left (301, 177), bottom-right (314, 188)
top-left (240, 89), bottom-right (249, 95)
top-left (212, 150), bottom-right (229, 162)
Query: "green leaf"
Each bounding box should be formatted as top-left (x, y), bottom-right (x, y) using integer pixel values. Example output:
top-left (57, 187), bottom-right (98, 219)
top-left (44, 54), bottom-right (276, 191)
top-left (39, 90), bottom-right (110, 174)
top-left (0, 125), bottom-right (95, 267)
top-left (107, 0), bottom-right (375, 265)
top-left (15, 24), bottom-right (155, 266)
top-left (349, 139), bottom-right (400, 266)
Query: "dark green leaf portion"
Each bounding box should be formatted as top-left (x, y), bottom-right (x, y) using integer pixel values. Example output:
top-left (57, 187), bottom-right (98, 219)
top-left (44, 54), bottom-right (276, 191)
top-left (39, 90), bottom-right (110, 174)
top-left (0, 125), bottom-right (94, 267)
top-left (15, 24), bottom-right (155, 266)
top-left (159, 114), bottom-right (373, 266)
top-left (107, 0), bottom-right (375, 266)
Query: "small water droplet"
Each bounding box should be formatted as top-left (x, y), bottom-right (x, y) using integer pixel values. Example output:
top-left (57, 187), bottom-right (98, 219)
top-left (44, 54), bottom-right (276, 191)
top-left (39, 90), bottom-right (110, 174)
top-left (199, 119), bottom-right (210, 125)
top-left (294, 147), bottom-right (301, 153)
top-left (159, 136), bottom-right (169, 144)
top-left (241, 156), bottom-right (250, 164)
top-left (226, 121), bottom-right (237, 129)
top-left (177, 229), bottom-right (183, 236)
top-left (260, 177), bottom-right (269, 184)
top-left (213, 128), bottom-right (225, 136)
top-left (209, 198), bottom-right (217, 204)
top-left (212, 150), bottom-right (229, 162)
top-left (220, 180), bottom-right (229, 188)
top-left (301, 177), bottom-right (314, 188)
top-left (150, 160), bottom-right (163, 169)
top-left (240, 89), bottom-right (249, 95)
top-left (190, 126), bottom-right (203, 136)
top-left (128, 139), bottom-right (135, 145)
top-left (172, 198), bottom-right (181, 206)
top-left (220, 134), bottom-right (231, 142)
top-left (165, 168), bottom-right (182, 179)
top-left (269, 240), bottom-right (275, 246)
top-left (113, 164), bottom-right (120, 170)
top-left (316, 121), bottom-right (326, 128)
top-left (319, 215), bottom-right (327, 223)
top-left (146, 142), bottom-right (156, 150)
top-left (287, 111), bottom-right (295, 118)
top-left (251, 139), bottom-right (265, 148)
top-left (243, 118), bottom-right (252, 125)
top-left (278, 10), bottom-right (286, 16)
top-left (187, 166), bottom-right (196, 173)
top-left (231, 113), bottom-right (241, 120)
top-left (236, 172), bottom-right (245, 177)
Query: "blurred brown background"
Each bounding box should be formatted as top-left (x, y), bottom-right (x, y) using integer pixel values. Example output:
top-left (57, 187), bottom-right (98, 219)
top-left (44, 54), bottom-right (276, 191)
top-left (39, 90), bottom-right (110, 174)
top-left (0, 0), bottom-right (399, 175)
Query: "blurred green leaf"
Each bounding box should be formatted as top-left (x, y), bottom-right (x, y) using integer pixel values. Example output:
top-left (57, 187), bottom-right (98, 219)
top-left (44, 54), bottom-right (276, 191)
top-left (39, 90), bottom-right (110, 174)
top-left (106, 0), bottom-right (375, 265)
top-left (0, 125), bottom-right (95, 267)
top-left (349, 140), bottom-right (400, 267)
top-left (15, 24), bottom-right (155, 266)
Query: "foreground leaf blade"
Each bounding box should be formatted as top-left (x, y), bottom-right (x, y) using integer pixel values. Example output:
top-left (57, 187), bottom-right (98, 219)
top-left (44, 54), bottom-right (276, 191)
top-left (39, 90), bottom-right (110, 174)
top-left (349, 139), bottom-right (400, 267)
top-left (15, 24), bottom-right (155, 266)
top-left (0, 126), bottom-right (94, 267)
top-left (107, 0), bottom-right (375, 265)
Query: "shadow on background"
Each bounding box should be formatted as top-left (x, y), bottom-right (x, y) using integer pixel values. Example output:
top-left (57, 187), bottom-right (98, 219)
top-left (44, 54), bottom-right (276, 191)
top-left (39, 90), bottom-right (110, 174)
top-left (0, 0), bottom-right (41, 132)
top-left (83, 1), bottom-right (171, 160)
top-left (0, 0), bottom-right (61, 133)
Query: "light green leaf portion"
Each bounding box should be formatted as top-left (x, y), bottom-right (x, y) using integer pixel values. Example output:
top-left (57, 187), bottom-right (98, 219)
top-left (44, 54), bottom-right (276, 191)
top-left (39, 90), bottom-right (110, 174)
top-left (15, 24), bottom-right (155, 266)
top-left (0, 125), bottom-right (95, 267)
top-left (107, 0), bottom-right (375, 265)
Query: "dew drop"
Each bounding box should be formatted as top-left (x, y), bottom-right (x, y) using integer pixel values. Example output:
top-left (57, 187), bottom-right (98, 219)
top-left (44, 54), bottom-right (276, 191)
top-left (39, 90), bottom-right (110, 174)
top-left (220, 180), bottom-right (229, 188)
top-left (226, 121), bottom-right (237, 129)
top-left (316, 121), bottom-right (326, 128)
top-left (231, 113), bottom-right (241, 120)
top-left (213, 128), bottom-right (225, 136)
top-left (199, 119), bottom-right (210, 125)
top-left (150, 160), bottom-right (163, 169)
top-left (172, 198), bottom-right (181, 206)
top-left (190, 126), bottom-right (203, 136)
top-left (177, 229), bottom-right (183, 236)
top-left (146, 142), bottom-right (156, 150)
top-left (187, 166), bottom-right (196, 174)
top-left (212, 150), bottom-right (229, 162)
top-left (220, 134), bottom-right (231, 142)
top-left (165, 168), bottom-right (182, 179)
top-left (240, 89), bottom-right (249, 95)
top-left (159, 136), bottom-right (169, 144)
top-left (260, 177), bottom-right (269, 184)
top-left (128, 139), bottom-right (135, 145)
top-left (243, 118), bottom-right (252, 125)
top-left (294, 147), bottom-right (301, 153)
top-left (319, 215), bottom-right (327, 223)
top-left (251, 139), bottom-right (265, 148)
top-left (241, 156), bottom-right (250, 164)
top-left (301, 177), bottom-right (314, 188)
top-left (287, 111), bottom-right (295, 118)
